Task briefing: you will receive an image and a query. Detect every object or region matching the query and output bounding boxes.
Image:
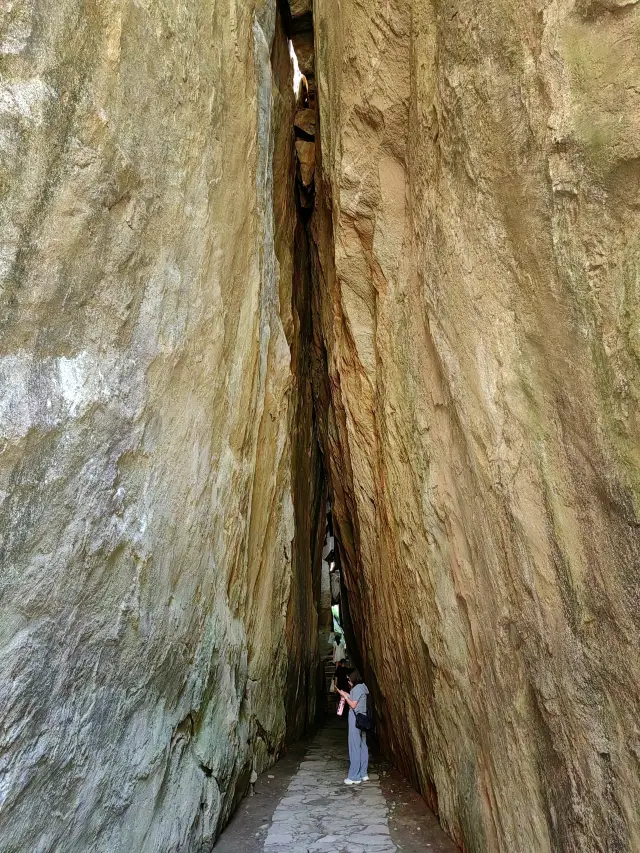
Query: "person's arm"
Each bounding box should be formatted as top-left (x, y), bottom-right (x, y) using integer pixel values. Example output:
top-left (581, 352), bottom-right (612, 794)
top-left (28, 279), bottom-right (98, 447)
top-left (337, 689), bottom-right (358, 709)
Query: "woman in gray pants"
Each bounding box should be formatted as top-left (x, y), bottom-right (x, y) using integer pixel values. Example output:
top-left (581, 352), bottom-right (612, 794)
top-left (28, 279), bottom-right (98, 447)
top-left (337, 669), bottom-right (369, 785)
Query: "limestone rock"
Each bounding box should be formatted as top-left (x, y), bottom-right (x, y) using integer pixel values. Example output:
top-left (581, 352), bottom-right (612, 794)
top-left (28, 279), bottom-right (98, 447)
top-left (585, 0), bottom-right (639, 10)
top-left (290, 0), bottom-right (312, 17)
top-left (311, 2), bottom-right (640, 852)
top-left (295, 140), bottom-right (316, 188)
top-left (3, 1), bottom-right (640, 852)
top-left (295, 108), bottom-right (316, 139)
top-left (0, 2), bottom-right (323, 852)
top-left (292, 31), bottom-right (315, 80)
top-left (284, 0), bottom-right (314, 81)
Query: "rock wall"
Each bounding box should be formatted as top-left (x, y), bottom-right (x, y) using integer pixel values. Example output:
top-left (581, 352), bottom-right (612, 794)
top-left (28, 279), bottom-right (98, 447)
top-left (0, 2), bottom-right (323, 851)
top-left (3, 0), bottom-right (640, 849)
top-left (311, 2), bottom-right (640, 852)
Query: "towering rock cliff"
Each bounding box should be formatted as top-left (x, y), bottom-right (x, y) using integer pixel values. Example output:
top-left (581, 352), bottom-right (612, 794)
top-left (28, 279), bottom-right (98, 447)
top-left (2, 0), bottom-right (639, 851)
top-left (0, 2), bottom-right (324, 850)
top-left (311, 1), bottom-right (640, 852)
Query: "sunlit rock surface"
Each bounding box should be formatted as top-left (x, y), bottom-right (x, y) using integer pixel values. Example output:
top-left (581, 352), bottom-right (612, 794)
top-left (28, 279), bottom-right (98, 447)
top-left (311, 2), bottom-right (640, 852)
top-left (0, 2), bottom-right (323, 851)
top-left (2, 0), bottom-right (640, 850)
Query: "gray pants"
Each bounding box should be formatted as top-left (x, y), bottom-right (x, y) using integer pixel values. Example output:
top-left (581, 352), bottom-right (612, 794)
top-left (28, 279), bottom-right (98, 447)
top-left (347, 711), bottom-right (369, 780)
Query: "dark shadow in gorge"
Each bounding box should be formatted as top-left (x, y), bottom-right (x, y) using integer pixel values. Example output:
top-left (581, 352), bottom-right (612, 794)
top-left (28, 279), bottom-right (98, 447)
top-left (268, 1), bottom-right (326, 750)
top-left (284, 184), bottom-right (327, 739)
top-left (283, 5), bottom-right (368, 733)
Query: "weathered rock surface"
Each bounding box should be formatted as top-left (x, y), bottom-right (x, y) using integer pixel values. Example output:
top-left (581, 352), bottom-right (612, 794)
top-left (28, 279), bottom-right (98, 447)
top-left (295, 140), bottom-right (316, 188)
top-left (3, 0), bottom-right (640, 850)
top-left (294, 108), bottom-right (316, 139)
top-left (311, 2), bottom-right (640, 852)
top-left (284, 0), bottom-right (314, 86)
top-left (0, 2), bottom-right (323, 851)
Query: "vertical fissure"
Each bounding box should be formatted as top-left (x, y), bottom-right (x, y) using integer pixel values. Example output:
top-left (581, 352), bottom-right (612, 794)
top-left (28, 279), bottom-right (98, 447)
top-left (285, 1), bottom-right (368, 726)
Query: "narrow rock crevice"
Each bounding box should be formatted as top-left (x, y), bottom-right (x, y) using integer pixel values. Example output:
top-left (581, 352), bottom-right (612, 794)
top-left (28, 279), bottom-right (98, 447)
top-left (2, 1), bottom-right (639, 852)
top-left (287, 0), bottom-right (370, 773)
top-left (285, 0), bottom-right (370, 743)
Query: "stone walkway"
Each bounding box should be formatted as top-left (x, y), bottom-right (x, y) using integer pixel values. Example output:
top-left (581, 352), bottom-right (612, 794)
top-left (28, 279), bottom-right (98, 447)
top-left (263, 724), bottom-right (395, 853)
top-left (215, 720), bottom-right (458, 853)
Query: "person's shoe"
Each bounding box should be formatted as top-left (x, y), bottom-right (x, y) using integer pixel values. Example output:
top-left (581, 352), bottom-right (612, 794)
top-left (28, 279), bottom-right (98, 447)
top-left (344, 778), bottom-right (361, 785)
top-left (361, 775), bottom-right (369, 782)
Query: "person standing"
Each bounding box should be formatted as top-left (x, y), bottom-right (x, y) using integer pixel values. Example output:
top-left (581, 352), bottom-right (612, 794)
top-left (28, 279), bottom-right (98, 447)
top-left (332, 633), bottom-right (346, 664)
top-left (337, 669), bottom-right (369, 785)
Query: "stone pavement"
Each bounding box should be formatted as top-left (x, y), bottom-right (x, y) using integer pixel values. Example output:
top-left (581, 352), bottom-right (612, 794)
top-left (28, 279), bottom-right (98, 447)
top-left (262, 724), bottom-right (395, 853)
top-left (215, 720), bottom-right (458, 853)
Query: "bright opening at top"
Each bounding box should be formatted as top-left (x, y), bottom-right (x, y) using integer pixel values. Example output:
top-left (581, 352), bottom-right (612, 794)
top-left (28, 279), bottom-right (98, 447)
top-left (288, 39), bottom-right (303, 94)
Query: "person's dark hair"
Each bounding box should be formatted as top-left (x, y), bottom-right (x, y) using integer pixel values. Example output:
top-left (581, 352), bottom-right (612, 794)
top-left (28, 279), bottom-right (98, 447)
top-left (347, 668), bottom-right (363, 686)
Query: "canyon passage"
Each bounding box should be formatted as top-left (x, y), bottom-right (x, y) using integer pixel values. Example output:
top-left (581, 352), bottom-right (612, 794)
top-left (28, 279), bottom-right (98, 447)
top-left (1, 1), bottom-right (639, 852)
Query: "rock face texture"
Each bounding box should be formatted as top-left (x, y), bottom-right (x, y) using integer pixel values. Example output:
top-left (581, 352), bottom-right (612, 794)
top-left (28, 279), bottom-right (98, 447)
top-left (0, 2), bottom-right (323, 851)
top-left (3, 0), bottom-right (640, 851)
top-left (311, 2), bottom-right (640, 852)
